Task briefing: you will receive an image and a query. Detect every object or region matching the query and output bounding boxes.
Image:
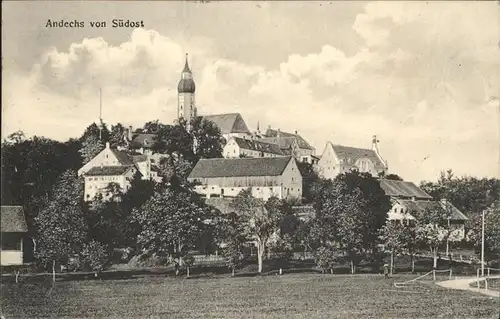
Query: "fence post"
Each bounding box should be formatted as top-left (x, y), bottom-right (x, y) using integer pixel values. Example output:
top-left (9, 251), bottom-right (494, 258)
top-left (449, 269), bottom-right (452, 280)
top-left (433, 270), bottom-right (436, 281)
top-left (487, 268), bottom-right (490, 277)
top-left (476, 268), bottom-right (480, 288)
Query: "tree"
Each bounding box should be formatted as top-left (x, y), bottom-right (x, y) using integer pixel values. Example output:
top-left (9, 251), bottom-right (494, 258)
top-left (143, 120), bottom-right (162, 134)
top-left (153, 122), bottom-right (195, 161)
top-left (401, 222), bottom-right (419, 273)
top-left (414, 202), bottom-right (457, 269)
top-left (314, 245), bottom-right (342, 274)
top-left (86, 185), bottom-right (130, 251)
top-left (109, 123), bottom-right (127, 148)
top-left (81, 240), bottom-right (112, 277)
top-left (1, 135), bottom-right (82, 233)
top-left (80, 122), bottom-right (110, 143)
top-left (270, 234), bottom-right (294, 274)
top-left (190, 116), bottom-right (225, 160)
top-left (34, 171), bottom-right (87, 275)
top-left (420, 171), bottom-right (500, 218)
top-left (3, 130), bottom-right (26, 144)
top-left (231, 190), bottom-right (287, 273)
top-left (215, 212), bottom-right (246, 276)
top-left (133, 186), bottom-right (214, 270)
top-left (311, 172), bottom-right (390, 274)
top-left (79, 135), bottom-right (105, 165)
top-left (296, 161), bottom-right (321, 203)
top-left (467, 199), bottom-right (500, 265)
top-left (380, 222), bottom-right (406, 274)
top-left (157, 154), bottom-right (194, 187)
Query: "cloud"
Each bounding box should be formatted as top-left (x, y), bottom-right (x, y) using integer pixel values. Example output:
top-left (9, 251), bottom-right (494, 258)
top-left (3, 1), bottom-right (499, 182)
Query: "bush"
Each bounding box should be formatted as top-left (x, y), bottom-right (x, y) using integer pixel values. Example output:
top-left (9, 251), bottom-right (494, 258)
top-left (80, 240), bottom-right (112, 274)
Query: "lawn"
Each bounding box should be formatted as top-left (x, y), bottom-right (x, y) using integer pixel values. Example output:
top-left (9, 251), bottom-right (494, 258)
top-left (1, 273), bottom-right (499, 319)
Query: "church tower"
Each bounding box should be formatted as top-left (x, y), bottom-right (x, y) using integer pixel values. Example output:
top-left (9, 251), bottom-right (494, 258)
top-left (177, 53), bottom-right (196, 129)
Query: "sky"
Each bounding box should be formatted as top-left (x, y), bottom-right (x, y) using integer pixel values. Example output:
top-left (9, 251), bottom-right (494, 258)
top-left (2, 1), bottom-right (500, 183)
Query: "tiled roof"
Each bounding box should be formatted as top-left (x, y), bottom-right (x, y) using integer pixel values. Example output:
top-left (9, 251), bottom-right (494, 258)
top-left (110, 149), bottom-right (134, 165)
top-left (330, 143), bottom-right (385, 170)
top-left (379, 179), bottom-right (432, 199)
top-left (259, 136), bottom-right (297, 149)
top-left (264, 129), bottom-right (315, 150)
top-left (188, 156), bottom-right (293, 179)
top-left (132, 155), bottom-right (148, 163)
top-left (131, 133), bottom-right (156, 149)
top-left (232, 137), bottom-right (285, 155)
top-left (1, 206), bottom-right (28, 233)
top-left (396, 199), bottom-right (468, 221)
top-left (203, 113), bottom-right (251, 134)
top-left (84, 166), bottom-right (134, 176)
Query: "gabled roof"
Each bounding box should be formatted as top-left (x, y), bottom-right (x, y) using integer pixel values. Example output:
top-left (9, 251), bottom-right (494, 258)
top-left (84, 166), bottom-right (135, 176)
top-left (110, 149), bottom-right (134, 165)
top-left (203, 113), bottom-right (251, 134)
top-left (396, 199), bottom-right (468, 221)
top-left (232, 137), bottom-right (285, 155)
top-left (329, 143), bottom-right (385, 170)
top-left (131, 133), bottom-right (156, 149)
top-left (379, 179), bottom-right (432, 199)
top-left (1, 206), bottom-right (28, 233)
top-left (264, 128), bottom-right (315, 150)
top-left (188, 156), bottom-right (293, 179)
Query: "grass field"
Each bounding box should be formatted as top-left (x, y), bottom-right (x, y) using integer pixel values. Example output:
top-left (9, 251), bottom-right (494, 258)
top-left (1, 273), bottom-right (499, 319)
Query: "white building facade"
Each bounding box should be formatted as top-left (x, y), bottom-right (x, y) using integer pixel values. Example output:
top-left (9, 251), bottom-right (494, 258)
top-left (187, 156), bottom-right (303, 202)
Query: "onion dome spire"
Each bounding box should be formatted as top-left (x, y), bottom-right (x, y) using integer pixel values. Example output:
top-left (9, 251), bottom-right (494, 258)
top-left (178, 53), bottom-right (196, 93)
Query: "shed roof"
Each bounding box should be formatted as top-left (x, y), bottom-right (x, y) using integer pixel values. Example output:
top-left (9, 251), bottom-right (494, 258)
top-left (188, 156), bottom-right (293, 179)
top-left (379, 179), bottom-right (432, 199)
top-left (1, 206), bottom-right (28, 233)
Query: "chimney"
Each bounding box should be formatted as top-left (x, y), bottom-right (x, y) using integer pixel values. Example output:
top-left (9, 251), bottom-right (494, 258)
top-left (105, 142), bottom-right (110, 149)
top-left (128, 126), bottom-right (133, 141)
top-left (294, 130), bottom-right (298, 135)
top-left (277, 128), bottom-right (281, 138)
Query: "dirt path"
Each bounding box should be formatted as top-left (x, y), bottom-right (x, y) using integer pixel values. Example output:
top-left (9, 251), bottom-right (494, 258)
top-left (436, 276), bottom-right (500, 298)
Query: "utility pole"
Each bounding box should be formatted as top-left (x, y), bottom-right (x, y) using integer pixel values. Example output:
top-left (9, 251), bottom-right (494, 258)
top-left (481, 208), bottom-right (485, 277)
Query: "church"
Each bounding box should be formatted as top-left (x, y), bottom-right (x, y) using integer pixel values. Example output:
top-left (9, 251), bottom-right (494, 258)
top-left (78, 53), bottom-right (392, 203)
